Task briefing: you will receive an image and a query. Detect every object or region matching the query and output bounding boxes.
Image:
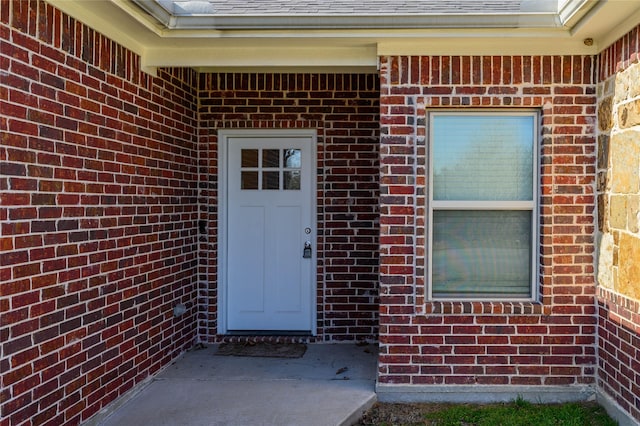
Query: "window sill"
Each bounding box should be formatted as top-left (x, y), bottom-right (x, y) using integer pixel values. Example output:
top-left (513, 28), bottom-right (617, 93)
top-left (422, 301), bottom-right (548, 315)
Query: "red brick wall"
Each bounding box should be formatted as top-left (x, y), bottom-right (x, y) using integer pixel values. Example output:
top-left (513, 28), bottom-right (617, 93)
top-left (597, 295), bottom-right (640, 422)
top-left (1, 2), bottom-right (199, 424)
top-left (595, 25), bottom-right (640, 423)
top-left (7, 0), bottom-right (634, 422)
top-left (378, 55), bottom-right (598, 387)
top-left (197, 73), bottom-right (380, 342)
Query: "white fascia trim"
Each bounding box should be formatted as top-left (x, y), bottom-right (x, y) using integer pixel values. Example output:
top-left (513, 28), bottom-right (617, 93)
top-left (129, 0), bottom-right (173, 25)
top-left (155, 13), bottom-right (562, 31)
top-left (194, 66), bottom-right (378, 73)
top-left (557, 0), bottom-right (598, 27)
top-left (141, 45), bottom-right (378, 70)
top-left (140, 30), bottom-right (601, 71)
top-left (127, 0), bottom-right (180, 29)
top-left (111, 0), bottom-right (178, 36)
top-left (377, 34), bottom-right (598, 56)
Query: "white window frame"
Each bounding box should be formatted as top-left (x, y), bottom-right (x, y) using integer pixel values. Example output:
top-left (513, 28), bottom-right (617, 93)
top-left (427, 110), bottom-right (539, 302)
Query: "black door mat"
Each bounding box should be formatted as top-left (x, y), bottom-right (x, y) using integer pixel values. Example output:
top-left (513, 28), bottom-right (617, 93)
top-left (215, 342), bottom-right (307, 358)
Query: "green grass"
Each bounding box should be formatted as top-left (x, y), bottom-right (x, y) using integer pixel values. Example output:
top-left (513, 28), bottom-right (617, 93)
top-left (422, 398), bottom-right (617, 426)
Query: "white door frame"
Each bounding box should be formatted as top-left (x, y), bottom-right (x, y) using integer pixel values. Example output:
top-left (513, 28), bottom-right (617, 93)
top-left (217, 129), bottom-right (318, 335)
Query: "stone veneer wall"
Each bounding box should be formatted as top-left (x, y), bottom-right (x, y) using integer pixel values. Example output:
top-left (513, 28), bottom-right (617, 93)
top-left (197, 73), bottom-right (380, 342)
top-left (1, 2), bottom-right (199, 424)
top-left (378, 55), bottom-right (598, 392)
top-left (595, 25), bottom-right (640, 424)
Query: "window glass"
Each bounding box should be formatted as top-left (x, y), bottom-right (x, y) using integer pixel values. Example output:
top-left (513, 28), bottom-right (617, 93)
top-left (240, 147), bottom-right (303, 192)
top-left (262, 149), bottom-right (280, 168)
top-left (262, 171), bottom-right (279, 190)
top-left (432, 210), bottom-right (532, 298)
top-left (284, 171), bottom-right (301, 190)
top-left (432, 116), bottom-right (534, 201)
top-left (284, 149), bottom-right (301, 168)
top-left (241, 149), bottom-right (258, 167)
top-left (241, 171), bottom-right (258, 190)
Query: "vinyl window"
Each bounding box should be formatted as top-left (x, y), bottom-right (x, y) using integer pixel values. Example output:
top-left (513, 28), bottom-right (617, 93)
top-left (428, 111), bottom-right (538, 300)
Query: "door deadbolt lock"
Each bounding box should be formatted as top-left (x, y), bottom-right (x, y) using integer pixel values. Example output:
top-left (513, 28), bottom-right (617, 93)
top-left (303, 241), bottom-right (312, 259)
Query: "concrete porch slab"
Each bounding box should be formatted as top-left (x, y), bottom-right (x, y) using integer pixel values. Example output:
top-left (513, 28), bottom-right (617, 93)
top-left (94, 343), bottom-right (378, 426)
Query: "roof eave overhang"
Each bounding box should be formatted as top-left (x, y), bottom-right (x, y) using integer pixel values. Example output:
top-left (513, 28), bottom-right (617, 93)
top-left (46, 0), bottom-right (640, 75)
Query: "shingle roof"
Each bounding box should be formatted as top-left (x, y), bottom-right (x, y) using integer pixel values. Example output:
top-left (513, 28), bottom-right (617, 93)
top-left (161, 0), bottom-right (535, 16)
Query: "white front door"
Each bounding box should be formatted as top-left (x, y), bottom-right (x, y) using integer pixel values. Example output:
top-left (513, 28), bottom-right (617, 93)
top-left (222, 131), bottom-right (316, 332)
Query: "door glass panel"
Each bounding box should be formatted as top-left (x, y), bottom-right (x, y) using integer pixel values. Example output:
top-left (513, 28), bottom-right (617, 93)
top-left (284, 149), bottom-right (301, 168)
top-left (241, 147), bottom-right (304, 191)
top-left (262, 171), bottom-right (279, 190)
top-left (284, 171), bottom-right (301, 190)
top-left (262, 149), bottom-right (280, 168)
top-left (241, 171), bottom-right (258, 190)
top-left (241, 149), bottom-right (259, 167)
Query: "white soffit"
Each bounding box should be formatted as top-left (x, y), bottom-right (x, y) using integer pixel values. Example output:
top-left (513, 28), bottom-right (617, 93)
top-left (46, 0), bottom-right (640, 72)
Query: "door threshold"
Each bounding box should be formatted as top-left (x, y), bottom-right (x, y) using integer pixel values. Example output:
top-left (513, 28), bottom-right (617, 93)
top-left (226, 330), bottom-right (312, 336)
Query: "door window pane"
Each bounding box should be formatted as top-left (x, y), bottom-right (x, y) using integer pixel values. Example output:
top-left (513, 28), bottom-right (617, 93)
top-left (241, 171), bottom-right (258, 190)
top-left (432, 115), bottom-right (534, 201)
top-left (262, 171), bottom-right (279, 190)
top-left (284, 149), bottom-right (301, 168)
top-left (284, 171), bottom-right (301, 190)
top-left (262, 149), bottom-right (280, 168)
top-left (432, 210), bottom-right (532, 298)
top-left (241, 149), bottom-right (258, 167)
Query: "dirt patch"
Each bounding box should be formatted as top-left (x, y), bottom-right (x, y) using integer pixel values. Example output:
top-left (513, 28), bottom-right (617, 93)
top-left (357, 402), bottom-right (455, 425)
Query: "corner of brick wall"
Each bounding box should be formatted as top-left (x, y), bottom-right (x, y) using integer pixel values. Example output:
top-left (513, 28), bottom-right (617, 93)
top-left (595, 25), bottom-right (640, 423)
top-left (1, 2), bottom-right (199, 424)
top-left (378, 54), bottom-right (598, 387)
